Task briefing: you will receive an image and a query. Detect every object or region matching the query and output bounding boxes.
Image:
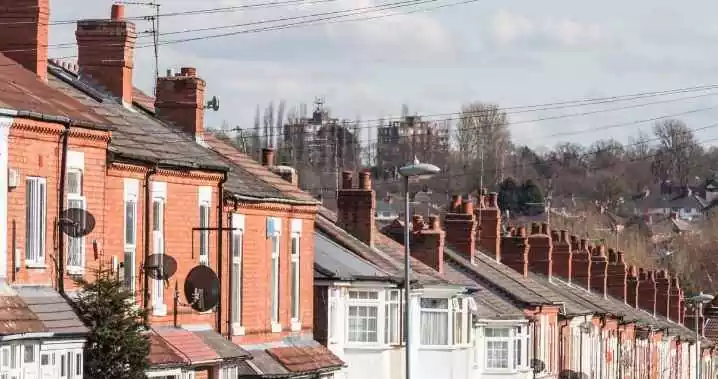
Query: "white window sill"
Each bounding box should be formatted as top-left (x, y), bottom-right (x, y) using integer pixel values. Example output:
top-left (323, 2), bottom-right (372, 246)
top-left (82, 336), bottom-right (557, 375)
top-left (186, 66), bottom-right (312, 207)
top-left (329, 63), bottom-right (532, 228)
top-left (271, 322), bottom-right (282, 333)
top-left (153, 304), bottom-right (167, 317)
top-left (67, 266), bottom-right (85, 276)
top-left (290, 320), bottom-right (302, 332)
top-left (419, 345), bottom-right (470, 351)
top-left (232, 324), bottom-right (245, 336)
top-left (25, 262), bottom-right (46, 269)
top-left (344, 344), bottom-right (393, 351)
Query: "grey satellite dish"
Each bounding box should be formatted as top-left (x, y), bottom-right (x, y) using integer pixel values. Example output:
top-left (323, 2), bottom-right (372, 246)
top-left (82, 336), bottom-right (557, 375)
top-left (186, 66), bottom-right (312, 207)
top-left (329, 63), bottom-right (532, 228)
top-left (145, 254), bottom-right (177, 281)
top-left (59, 208), bottom-right (95, 238)
top-left (205, 96), bottom-right (220, 112)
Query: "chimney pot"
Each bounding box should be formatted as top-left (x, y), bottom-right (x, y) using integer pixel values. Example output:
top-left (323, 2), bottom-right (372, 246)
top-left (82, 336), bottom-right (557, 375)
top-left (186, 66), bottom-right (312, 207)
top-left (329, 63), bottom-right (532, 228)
top-left (518, 226), bottom-right (527, 237)
top-left (358, 171), bottom-right (372, 190)
top-left (429, 215), bottom-right (440, 230)
top-left (181, 67), bottom-right (197, 77)
top-left (487, 192), bottom-right (498, 208)
top-left (111, 3), bottom-right (125, 20)
top-left (540, 222), bottom-right (549, 235)
top-left (450, 195), bottom-right (462, 212)
top-left (342, 171), bottom-right (353, 189)
top-left (560, 230), bottom-right (568, 242)
top-left (461, 200), bottom-right (474, 214)
top-left (531, 222), bottom-right (541, 235)
top-left (261, 148), bottom-right (274, 167)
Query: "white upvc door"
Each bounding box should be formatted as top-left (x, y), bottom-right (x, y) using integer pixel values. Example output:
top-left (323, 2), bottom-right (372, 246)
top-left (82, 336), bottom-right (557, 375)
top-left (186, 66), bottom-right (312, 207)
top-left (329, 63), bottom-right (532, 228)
top-left (39, 351), bottom-right (55, 379)
top-left (21, 345), bottom-right (38, 379)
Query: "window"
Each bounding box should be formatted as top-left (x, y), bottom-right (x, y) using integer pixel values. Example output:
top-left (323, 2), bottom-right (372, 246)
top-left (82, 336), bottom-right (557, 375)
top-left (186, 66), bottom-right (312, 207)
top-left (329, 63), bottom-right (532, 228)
top-left (453, 298), bottom-right (471, 345)
top-left (23, 345), bottom-right (33, 363)
top-left (385, 290), bottom-right (401, 344)
top-left (290, 219), bottom-right (301, 322)
top-left (198, 187), bottom-right (211, 265)
top-left (347, 290), bottom-right (379, 343)
top-left (152, 182), bottom-right (167, 316)
top-left (220, 365), bottom-right (238, 379)
top-left (25, 177), bottom-right (47, 264)
top-left (486, 328), bottom-right (510, 369)
top-left (231, 214), bottom-right (244, 333)
top-left (267, 217), bottom-right (281, 326)
top-left (124, 179), bottom-right (138, 294)
top-left (75, 352), bottom-right (82, 376)
top-left (420, 298), bottom-right (449, 345)
top-left (66, 155), bottom-right (86, 273)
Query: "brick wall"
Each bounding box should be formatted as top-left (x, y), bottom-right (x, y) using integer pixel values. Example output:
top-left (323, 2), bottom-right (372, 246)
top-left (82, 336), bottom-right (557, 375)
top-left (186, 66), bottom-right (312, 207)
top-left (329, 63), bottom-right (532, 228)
top-left (6, 119), bottom-right (109, 287)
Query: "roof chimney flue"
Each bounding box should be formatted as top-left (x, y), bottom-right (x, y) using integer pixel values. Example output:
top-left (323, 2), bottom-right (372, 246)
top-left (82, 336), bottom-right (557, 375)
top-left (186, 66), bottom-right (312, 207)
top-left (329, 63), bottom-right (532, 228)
top-left (0, 0), bottom-right (50, 81)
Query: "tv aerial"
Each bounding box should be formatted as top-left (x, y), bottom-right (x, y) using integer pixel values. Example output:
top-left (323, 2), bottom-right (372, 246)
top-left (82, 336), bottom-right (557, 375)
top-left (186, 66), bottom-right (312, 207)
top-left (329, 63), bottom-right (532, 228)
top-left (183, 265), bottom-right (220, 313)
top-left (59, 208), bottom-right (95, 238)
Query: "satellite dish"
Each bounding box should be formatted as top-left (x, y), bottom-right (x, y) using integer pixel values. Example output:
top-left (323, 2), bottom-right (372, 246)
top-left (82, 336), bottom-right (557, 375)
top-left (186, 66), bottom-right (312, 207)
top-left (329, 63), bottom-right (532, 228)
top-left (205, 96), bottom-right (220, 112)
top-left (59, 208), bottom-right (95, 238)
top-left (531, 359), bottom-right (546, 374)
top-left (184, 265), bottom-right (219, 312)
top-left (145, 254), bottom-right (177, 281)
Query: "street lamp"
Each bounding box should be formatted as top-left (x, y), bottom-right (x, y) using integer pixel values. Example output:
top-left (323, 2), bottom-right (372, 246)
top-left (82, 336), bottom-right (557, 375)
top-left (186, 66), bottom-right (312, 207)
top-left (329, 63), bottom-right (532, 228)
top-left (689, 292), bottom-right (714, 379)
top-left (398, 157), bottom-right (441, 379)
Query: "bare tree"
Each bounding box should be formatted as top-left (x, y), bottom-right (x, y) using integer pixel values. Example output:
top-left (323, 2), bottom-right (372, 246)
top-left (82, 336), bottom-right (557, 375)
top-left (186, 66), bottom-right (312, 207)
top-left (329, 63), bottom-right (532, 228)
top-left (651, 119), bottom-right (703, 185)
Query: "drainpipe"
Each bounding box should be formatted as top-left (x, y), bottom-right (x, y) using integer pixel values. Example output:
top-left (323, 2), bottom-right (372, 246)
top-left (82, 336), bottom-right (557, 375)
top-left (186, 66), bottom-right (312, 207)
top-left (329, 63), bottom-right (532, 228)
top-left (143, 165), bottom-right (157, 326)
top-left (227, 201), bottom-right (234, 339)
top-left (216, 171), bottom-right (228, 337)
top-left (57, 122), bottom-right (70, 295)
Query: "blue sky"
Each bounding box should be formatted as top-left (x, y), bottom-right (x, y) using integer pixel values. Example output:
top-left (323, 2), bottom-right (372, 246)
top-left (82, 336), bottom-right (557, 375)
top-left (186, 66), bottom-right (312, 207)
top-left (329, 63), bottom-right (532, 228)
top-left (50, 0), bottom-right (718, 149)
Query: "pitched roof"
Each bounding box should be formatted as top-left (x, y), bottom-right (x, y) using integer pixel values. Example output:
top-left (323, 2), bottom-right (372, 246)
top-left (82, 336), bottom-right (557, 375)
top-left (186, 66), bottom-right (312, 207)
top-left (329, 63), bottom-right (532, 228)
top-left (0, 54), bottom-right (109, 126)
top-left (0, 293), bottom-right (47, 336)
top-left (154, 327), bottom-right (221, 366)
top-left (14, 286), bottom-right (88, 335)
top-left (147, 332), bottom-right (188, 369)
top-left (236, 340), bottom-right (343, 377)
top-left (314, 232), bottom-right (397, 282)
top-left (194, 330), bottom-right (251, 361)
top-left (44, 61), bottom-right (313, 202)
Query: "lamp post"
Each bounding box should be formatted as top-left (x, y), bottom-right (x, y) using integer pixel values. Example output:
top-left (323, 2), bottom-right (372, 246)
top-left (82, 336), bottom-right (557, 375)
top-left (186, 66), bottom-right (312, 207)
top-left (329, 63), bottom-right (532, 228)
top-left (398, 158), bottom-right (441, 379)
top-left (689, 292), bottom-right (714, 379)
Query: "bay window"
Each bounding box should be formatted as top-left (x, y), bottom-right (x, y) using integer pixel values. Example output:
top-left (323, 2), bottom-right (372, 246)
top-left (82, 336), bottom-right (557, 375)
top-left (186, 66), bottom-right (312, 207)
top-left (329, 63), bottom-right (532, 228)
top-left (385, 290), bottom-right (401, 344)
top-left (420, 298), bottom-right (449, 345)
top-left (484, 325), bottom-right (529, 371)
top-left (347, 290), bottom-right (380, 343)
top-left (453, 298), bottom-right (471, 345)
top-left (25, 177), bottom-right (46, 266)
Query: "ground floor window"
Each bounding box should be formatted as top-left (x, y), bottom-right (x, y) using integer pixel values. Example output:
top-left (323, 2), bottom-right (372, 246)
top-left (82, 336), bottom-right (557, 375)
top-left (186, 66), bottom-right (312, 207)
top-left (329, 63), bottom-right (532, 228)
top-left (483, 325), bottom-right (529, 371)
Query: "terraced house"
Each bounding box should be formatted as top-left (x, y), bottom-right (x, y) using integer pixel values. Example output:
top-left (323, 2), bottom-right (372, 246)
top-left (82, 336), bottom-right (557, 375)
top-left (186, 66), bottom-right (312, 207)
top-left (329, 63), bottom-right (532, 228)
top-left (0, 1), bottom-right (343, 378)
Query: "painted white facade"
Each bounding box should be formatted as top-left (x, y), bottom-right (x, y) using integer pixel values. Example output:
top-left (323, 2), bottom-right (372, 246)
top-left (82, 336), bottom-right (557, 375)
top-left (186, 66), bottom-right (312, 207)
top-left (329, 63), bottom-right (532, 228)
top-left (472, 320), bottom-right (532, 379)
top-left (0, 338), bottom-right (85, 379)
top-left (324, 284), bottom-right (474, 379)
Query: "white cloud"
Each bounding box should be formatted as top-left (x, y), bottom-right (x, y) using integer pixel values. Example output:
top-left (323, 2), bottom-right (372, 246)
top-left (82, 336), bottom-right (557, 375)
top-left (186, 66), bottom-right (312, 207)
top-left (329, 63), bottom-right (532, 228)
top-left (490, 9), bottom-right (604, 49)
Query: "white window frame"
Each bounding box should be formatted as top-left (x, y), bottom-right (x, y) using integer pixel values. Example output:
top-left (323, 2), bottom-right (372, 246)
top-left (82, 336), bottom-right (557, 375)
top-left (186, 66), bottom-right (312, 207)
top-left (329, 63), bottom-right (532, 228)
top-left (220, 365), bottom-right (238, 379)
top-left (346, 289), bottom-right (381, 344)
top-left (290, 219), bottom-right (302, 331)
top-left (267, 217), bottom-right (282, 332)
top-left (66, 151), bottom-right (85, 275)
top-left (420, 297), bottom-right (450, 346)
top-left (152, 181), bottom-right (167, 316)
top-left (123, 179), bottom-right (139, 296)
top-left (385, 289), bottom-right (402, 345)
top-left (198, 186), bottom-right (211, 266)
top-left (452, 297), bottom-right (471, 345)
top-left (231, 213), bottom-right (245, 336)
top-left (25, 177), bottom-right (47, 267)
top-left (485, 327), bottom-right (512, 370)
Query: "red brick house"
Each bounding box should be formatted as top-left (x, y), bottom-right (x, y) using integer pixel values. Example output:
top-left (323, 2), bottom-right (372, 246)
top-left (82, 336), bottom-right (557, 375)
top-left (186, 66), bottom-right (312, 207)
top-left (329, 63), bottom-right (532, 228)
top-left (0, 1), bottom-right (342, 378)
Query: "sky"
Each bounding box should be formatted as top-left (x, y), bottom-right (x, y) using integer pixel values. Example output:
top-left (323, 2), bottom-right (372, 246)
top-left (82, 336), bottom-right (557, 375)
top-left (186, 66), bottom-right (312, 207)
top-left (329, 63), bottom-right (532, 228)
top-left (48, 0), bottom-right (718, 150)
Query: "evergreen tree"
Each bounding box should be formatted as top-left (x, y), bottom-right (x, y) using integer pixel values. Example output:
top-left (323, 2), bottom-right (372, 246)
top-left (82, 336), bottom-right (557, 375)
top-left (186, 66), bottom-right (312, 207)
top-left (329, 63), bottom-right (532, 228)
top-left (520, 179), bottom-right (544, 215)
top-left (498, 177), bottom-right (520, 215)
top-left (74, 269), bottom-right (150, 379)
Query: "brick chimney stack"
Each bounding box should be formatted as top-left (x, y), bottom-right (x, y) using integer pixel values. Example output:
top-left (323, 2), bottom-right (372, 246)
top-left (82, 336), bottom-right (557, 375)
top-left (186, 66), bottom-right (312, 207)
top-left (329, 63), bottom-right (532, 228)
top-left (76, 4), bottom-right (137, 104)
top-left (626, 265), bottom-right (639, 307)
top-left (155, 67), bottom-right (207, 139)
top-left (337, 171), bottom-right (376, 247)
top-left (0, 0), bottom-right (49, 81)
top-left (444, 196), bottom-right (477, 261)
top-left (654, 270), bottom-right (671, 319)
top-left (527, 223), bottom-right (552, 277)
top-left (638, 269), bottom-right (657, 315)
top-left (551, 230), bottom-right (572, 282)
top-left (571, 237), bottom-right (592, 290)
top-left (606, 249), bottom-right (628, 302)
top-left (500, 226), bottom-right (529, 277)
top-left (261, 148), bottom-right (275, 167)
top-left (477, 191), bottom-right (501, 258)
top-left (589, 245), bottom-right (608, 296)
top-left (410, 215), bottom-right (446, 273)
top-left (668, 274), bottom-right (682, 322)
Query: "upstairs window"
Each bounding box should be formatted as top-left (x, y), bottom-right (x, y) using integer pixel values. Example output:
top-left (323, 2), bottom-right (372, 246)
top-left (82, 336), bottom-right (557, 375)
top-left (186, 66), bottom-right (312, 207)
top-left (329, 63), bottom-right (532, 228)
top-left (25, 177), bottom-right (46, 265)
top-left (66, 151), bottom-right (86, 273)
top-left (290, 219), bottom-right (302, 323)
top-left (420, 298), bottom-right (449, 345)
top-left (198, 187), bottom-right (212, 266)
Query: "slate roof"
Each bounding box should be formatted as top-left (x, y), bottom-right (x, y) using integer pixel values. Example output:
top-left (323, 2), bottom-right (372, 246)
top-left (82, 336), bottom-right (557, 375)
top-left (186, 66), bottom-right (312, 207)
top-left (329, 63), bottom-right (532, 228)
top-left (0, 289), bottom-right (47, 335)
top-left (195, 330), bottom-right (251, 361)
top-left (314, 232), bottom-right (398, 282)
top-left (14, 286), bottom-right (88, 335)
top-left (236, 340), bottom-right (343, 378)
top-left (0, 54), bottom-right (109, 126)
top-left (43, 61), bottom-right (314, 202)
